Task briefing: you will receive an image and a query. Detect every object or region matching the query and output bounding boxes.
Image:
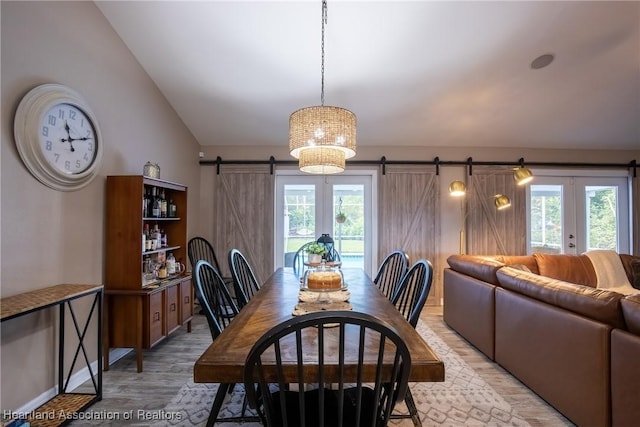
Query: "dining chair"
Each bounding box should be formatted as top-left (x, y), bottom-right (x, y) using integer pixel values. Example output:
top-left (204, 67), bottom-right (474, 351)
top-left (389, 258), bottom-right (434, 426)
top-left (188, 236), bottom-right (235, 313)
top-left (292, 241), bottom-right (342, 278)
top-left (374, 249), bottom-right (410, 301)
top-left (194, 260), bottom-right (258, 426)
top-left (228, 248), bottom-right (261, 309)
top-left (188, 236), bottom-right (233, 285)
top-left (244, 310), bottom-right (411, 427)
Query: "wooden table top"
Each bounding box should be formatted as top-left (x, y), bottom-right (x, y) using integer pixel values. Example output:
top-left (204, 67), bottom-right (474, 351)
top-left (194, 268), bottom-right (444, 384)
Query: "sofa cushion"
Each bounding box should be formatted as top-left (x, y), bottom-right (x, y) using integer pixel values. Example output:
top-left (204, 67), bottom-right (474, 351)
top-left (446, 255), bottom-right (505, 285)
top-left (491, 256), bottom-right (539, 274)
top-left (621, 294), bottom-right (640, 335)
top-left (533, 253), bottom-right (597, 287)
top-left (623, 257), bottom-right (640, 290)
top-left (497, 267), bottom-right (626, 329)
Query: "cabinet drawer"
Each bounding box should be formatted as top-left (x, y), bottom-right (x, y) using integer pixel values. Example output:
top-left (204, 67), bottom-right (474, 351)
top-left (180, 279), bottom-right (193, 324)
top-left (145, 292), bottom-right (165, 347)
top-left (166, 285), bottom-right (180, 334)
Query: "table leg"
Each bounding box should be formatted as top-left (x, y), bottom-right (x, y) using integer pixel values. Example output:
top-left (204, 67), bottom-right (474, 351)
top-left (136, 296), bottom-right (143, 373)
top-left (207, 383), bottom-right (231, 427)
top-left (103, 294), bottom-right (110, 371)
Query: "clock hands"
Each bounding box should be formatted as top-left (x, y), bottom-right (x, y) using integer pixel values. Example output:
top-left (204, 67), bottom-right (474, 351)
top-left (61, 121), bottom-right (75, 152)
top-left (60, 120), bottom-right (93, 152)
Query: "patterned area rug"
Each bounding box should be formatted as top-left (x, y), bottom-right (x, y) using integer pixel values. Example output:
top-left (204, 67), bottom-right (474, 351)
top-left (159, 320), bottom-right (530, 426)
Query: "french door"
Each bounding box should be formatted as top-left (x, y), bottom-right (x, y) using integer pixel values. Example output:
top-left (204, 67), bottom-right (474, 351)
top-left (527, 173), bottom-right (630, 254)
top-left (274, 171), bottom-right (377, 276)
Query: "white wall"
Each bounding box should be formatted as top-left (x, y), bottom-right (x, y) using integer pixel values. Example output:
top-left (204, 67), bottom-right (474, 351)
top-left (1, 1), bottom-right (200, 410)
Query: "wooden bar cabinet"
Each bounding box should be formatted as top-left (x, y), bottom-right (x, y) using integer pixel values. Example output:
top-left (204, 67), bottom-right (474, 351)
top-left (104, 175), bottom-right (193, 372)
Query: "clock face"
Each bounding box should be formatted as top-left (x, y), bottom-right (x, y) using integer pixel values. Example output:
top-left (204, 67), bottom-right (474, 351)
top-left (14, 84), bottom-right (104, 191)
top-left (39, 103), bottom-right (97, 175)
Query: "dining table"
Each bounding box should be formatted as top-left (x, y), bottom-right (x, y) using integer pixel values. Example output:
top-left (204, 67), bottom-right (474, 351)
top-left (193, 267), bottom-right (445, 424)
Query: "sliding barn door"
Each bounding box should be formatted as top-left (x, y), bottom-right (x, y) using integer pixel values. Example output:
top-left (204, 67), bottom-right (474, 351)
top-left (211, 165), bottom-right (275, 285)
top-left (466, 167), bottom-right (526, 255)
top-left (378, 165), bottom-right (441, 305)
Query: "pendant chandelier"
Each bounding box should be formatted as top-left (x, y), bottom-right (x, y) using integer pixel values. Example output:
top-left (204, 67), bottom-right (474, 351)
top-left (289, 0), bottom-right (356, 174)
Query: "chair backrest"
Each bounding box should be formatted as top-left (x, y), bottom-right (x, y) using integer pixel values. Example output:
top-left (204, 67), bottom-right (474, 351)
top-left (374, 250), bottom-right (409, 301)
top-left (244, 310), bottom-right (411, 427)
top-left (292, 241), bottom-right (341, 278)
top-left (228, 248), bottom-right (261, 309)
top-left (391, 259), bottom-right (433, 328)
top-left (194, 260), bottom-right (239, 340)
top-left (188, 236), bottom-right (224, 274)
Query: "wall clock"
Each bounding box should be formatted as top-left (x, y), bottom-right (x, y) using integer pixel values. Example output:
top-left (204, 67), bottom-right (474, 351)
top-left (14, 83), bottom-right (104, 191)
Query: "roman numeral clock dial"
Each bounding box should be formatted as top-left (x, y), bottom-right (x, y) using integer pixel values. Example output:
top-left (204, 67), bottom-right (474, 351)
top-left (14, 84), bottom-right (104, 191)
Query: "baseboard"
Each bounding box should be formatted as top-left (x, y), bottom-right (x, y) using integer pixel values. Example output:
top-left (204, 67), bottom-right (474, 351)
top-left (13, 348), bottom-right (132, 414)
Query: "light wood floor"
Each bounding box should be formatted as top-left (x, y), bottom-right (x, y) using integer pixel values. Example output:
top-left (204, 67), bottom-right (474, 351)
top-left (77, 306), bottom-right (574, 426)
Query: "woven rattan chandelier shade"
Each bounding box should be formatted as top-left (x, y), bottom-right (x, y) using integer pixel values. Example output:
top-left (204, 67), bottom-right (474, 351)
top-left (289, 105), bottom-right (356, 161)
top-left (288, 1), bottom-right (356, 174)
top-left (299, 146), bottom-right (346, 174)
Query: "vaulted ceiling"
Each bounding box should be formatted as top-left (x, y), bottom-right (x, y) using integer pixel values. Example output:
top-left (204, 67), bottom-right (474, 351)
top-left (97, 1), bottom-right (640, 150)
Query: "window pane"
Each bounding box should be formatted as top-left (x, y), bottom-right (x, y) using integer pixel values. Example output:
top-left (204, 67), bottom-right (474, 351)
top-left (585, 186), bottom-right (618, 251)
top-left (333, 185), bottom-right (364, 269)
top-left (530, 185), bottom-right (563, 254)
top-left (284, 185), bottom-right (315, 266)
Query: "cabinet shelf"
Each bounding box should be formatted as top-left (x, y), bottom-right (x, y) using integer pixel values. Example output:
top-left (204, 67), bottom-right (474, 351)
top-left (143, 245), bottom-right (180, 256)
top-left (143, 217), bottom-right (181, 221)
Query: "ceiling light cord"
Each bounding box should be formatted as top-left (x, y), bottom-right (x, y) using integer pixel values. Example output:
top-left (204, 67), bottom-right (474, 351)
top-left (320, 0), bottom-right (327, 106)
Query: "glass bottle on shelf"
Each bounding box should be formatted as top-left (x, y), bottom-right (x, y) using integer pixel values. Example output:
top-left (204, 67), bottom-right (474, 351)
top-left (160, 189), bottom-right (168, 218)
top-left (151, 187), bottom-right (161, 218)
top-left (169, 199), bottom-right (177, 218)
top-left (166, 253), bottom-right (176, 275)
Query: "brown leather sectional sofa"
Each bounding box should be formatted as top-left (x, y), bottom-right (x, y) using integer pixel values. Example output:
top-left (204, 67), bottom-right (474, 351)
top-left (443, 253), bottom-right (640, 427)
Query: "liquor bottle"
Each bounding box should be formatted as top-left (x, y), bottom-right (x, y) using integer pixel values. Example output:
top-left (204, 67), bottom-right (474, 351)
top-left (153, 224), bottom-right (162, 249)
top-left (161, 229), bottom-right (168, 248)
top-left (142, 187), bottom-right (148, 217)
top-left (160, 189), bottom-right (168, 218)
top-left (151, 187), bottom-right (161, 218)
top-left (168, 199), bottom-right (177, 218)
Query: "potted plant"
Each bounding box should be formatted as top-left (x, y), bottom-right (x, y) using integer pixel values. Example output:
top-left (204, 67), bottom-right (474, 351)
top-left (306, 243), bottom-right (328, 264)
top-left (335, 212), bottom-right (347, 224)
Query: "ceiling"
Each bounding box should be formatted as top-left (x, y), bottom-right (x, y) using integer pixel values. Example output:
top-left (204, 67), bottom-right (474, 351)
top-left (96, 1), bottom-right (640, 151)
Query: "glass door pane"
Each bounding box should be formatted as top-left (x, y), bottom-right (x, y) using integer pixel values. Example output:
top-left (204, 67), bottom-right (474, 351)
top-left (332, 185), bottom-right (364, 270)
top-left (529, 184), bottom-right (564, 254)
top-left (283, 184), bottom-right (317, 267)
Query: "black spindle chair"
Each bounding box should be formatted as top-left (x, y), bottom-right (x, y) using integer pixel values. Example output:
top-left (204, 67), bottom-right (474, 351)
top-left (389, 258), bottom-right (434, 426)
top-left (374, 249), bottom-right (410, 301)
top-left (244, 310), bottom-right (411, 427)
top-left (194, 260), bottom-right (258, 426)
top-left (228, 248), bottom-right (261, 309)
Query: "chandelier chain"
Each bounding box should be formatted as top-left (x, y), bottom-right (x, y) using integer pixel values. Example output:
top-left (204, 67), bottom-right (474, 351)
top-left (320, 0), bottom-right (327, 106)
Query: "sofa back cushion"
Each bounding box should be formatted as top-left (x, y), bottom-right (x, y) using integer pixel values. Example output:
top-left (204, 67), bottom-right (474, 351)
top-left (621, 294), bottom-right (640, 335)
top-left (497, 266), bottom-right (626, 329)
top-left (533, 253), bottom-right (597, 287)
top-left (447, 255), bottom-right (504, 285)
top-left (620, 254), bottom-right (640, 289)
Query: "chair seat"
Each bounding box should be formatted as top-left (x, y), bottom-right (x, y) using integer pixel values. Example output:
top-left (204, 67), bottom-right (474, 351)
top-left (270, 387), bottom-right (377, 427)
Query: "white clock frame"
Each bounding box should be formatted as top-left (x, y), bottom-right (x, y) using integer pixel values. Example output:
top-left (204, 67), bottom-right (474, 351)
top-left (14, 83), bottom-right (104, 191)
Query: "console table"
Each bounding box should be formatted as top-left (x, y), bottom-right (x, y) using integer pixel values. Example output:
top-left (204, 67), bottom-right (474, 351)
top-left (0, 284), bottom-right (103, 427)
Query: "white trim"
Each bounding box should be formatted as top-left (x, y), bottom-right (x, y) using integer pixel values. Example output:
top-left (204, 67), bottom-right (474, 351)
top-left (12, 349), bottom-right (131, 414)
